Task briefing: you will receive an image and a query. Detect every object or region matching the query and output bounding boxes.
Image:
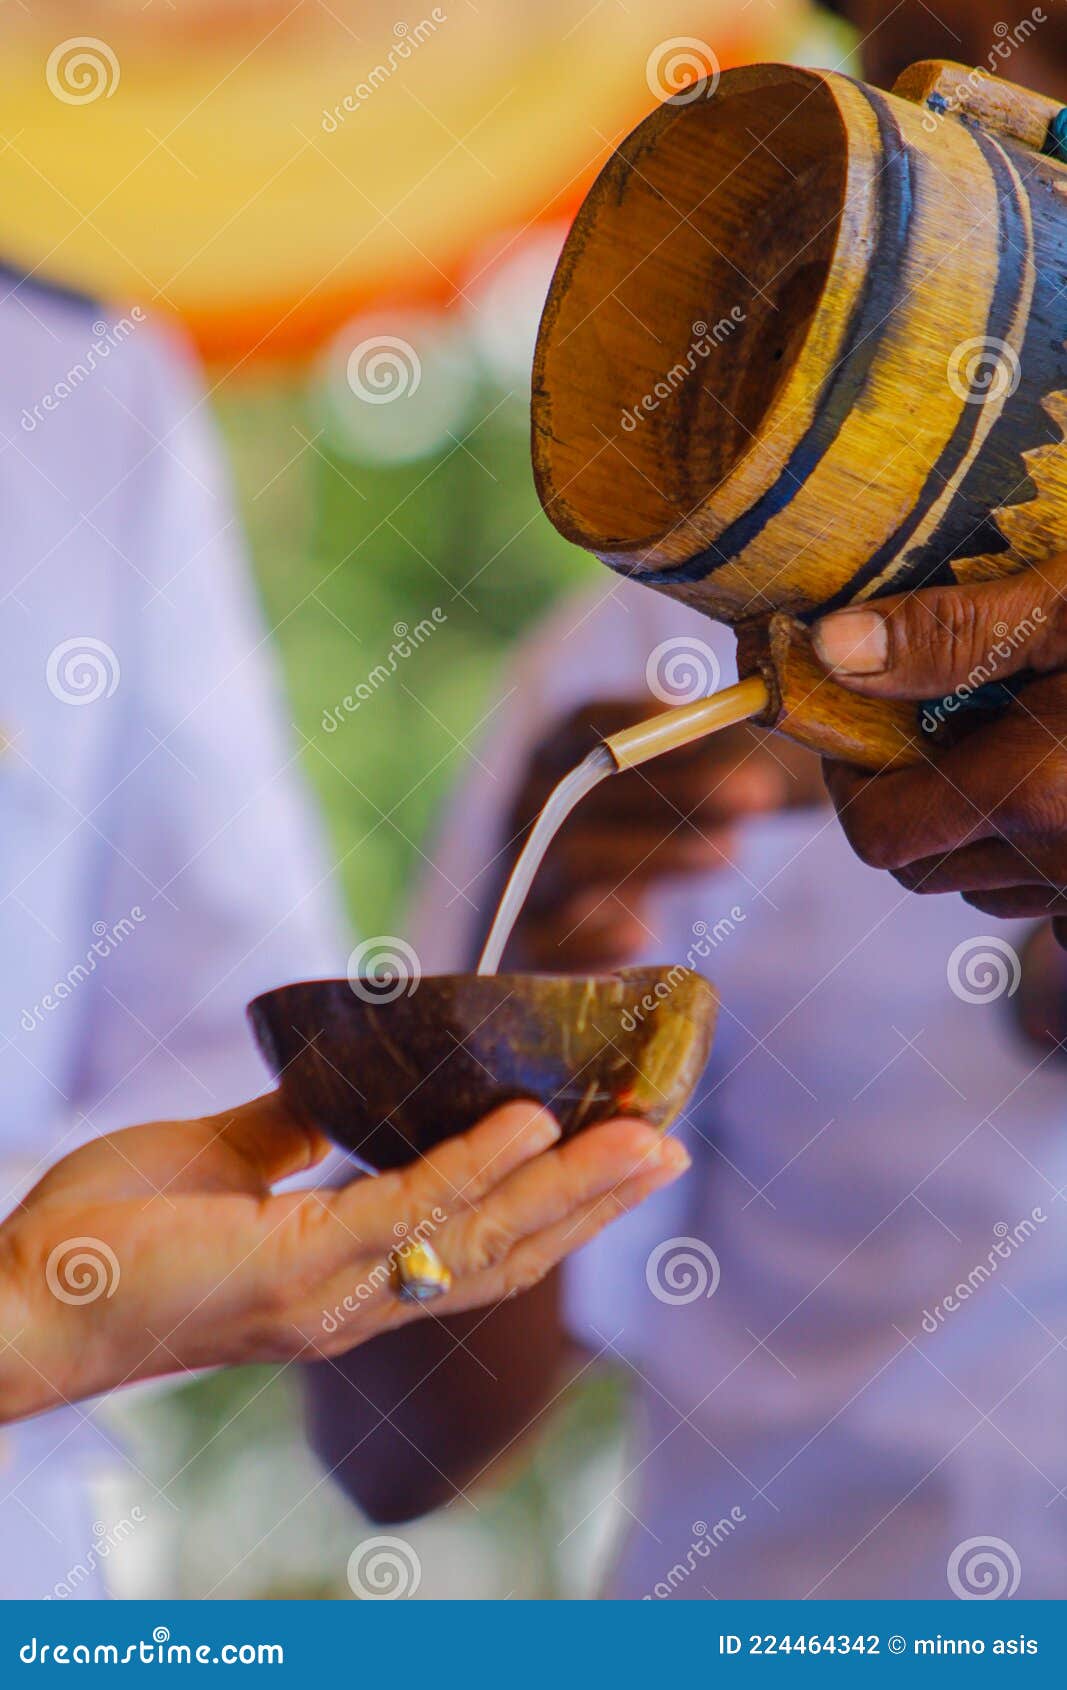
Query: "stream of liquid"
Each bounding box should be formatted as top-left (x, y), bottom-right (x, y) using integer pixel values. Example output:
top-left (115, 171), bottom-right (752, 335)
top-left (476, 744), bottom-right (617, 975)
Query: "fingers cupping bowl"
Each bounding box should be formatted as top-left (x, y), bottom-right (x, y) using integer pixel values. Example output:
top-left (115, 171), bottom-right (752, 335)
top-left (248, 968), bottom-right (717, 1172)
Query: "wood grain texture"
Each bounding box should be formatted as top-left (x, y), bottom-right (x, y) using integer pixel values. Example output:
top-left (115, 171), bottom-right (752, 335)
top-left (603, 675), bottom-right (769, 770)
top-left (249, 970), bottom-right (717, 1170)
top-left (737, 614), bottom-right (927, 770)
top-left (532, 58), bottom-right (1067, 771)
top-left (892, 59), bottom-right (1063, 152)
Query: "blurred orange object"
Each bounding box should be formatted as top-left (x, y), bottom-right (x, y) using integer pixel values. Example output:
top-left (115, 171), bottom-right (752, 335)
top-left (0, 0), bottom-right (816, 358)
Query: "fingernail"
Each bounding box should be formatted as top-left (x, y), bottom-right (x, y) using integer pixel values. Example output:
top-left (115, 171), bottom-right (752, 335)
top-left (653, 1138), bottom-right (691, 1174)
top-left (812, 609), bottom-right (889, 676)
top-left (529, 1113), bottom-right (562, 1152)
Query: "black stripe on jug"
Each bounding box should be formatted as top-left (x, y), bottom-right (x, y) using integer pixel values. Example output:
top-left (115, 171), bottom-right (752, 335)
top-left (615, 81), bottom-right (914, 589)
top-left (810, 125), bottom-right (1030, 618)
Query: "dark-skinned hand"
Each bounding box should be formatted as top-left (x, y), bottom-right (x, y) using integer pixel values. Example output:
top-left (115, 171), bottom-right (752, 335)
top-left (812, 554), bottom-right (1067, 949)
top-left (494, 698), bottom-right (825, 973)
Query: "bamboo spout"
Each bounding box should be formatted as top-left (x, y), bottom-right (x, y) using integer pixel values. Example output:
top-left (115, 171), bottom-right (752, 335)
top-left (602, 676), bottom-right (771, 771)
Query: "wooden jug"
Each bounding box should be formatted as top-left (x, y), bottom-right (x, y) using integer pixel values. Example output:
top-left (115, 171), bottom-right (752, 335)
top-left (532, 60), bottom-right (1067, 770)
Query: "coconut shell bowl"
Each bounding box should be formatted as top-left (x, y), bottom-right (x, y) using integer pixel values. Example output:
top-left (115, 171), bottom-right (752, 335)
top-left (248, 968), bottom-right (717, 1172)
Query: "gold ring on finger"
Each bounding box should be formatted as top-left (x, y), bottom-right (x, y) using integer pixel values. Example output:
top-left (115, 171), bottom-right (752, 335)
top-left (390, 1238), bottom-right (453, 1303)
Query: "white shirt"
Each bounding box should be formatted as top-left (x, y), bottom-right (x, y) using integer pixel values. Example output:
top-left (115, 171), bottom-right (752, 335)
top-left (0, 273), bottom-right (345, 1596)
top-left (412, 577), bottom-right (1067, 1600)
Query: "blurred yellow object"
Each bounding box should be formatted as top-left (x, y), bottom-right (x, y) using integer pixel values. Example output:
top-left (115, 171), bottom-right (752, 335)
top-left (0, 0), bottom-right (812, 356)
